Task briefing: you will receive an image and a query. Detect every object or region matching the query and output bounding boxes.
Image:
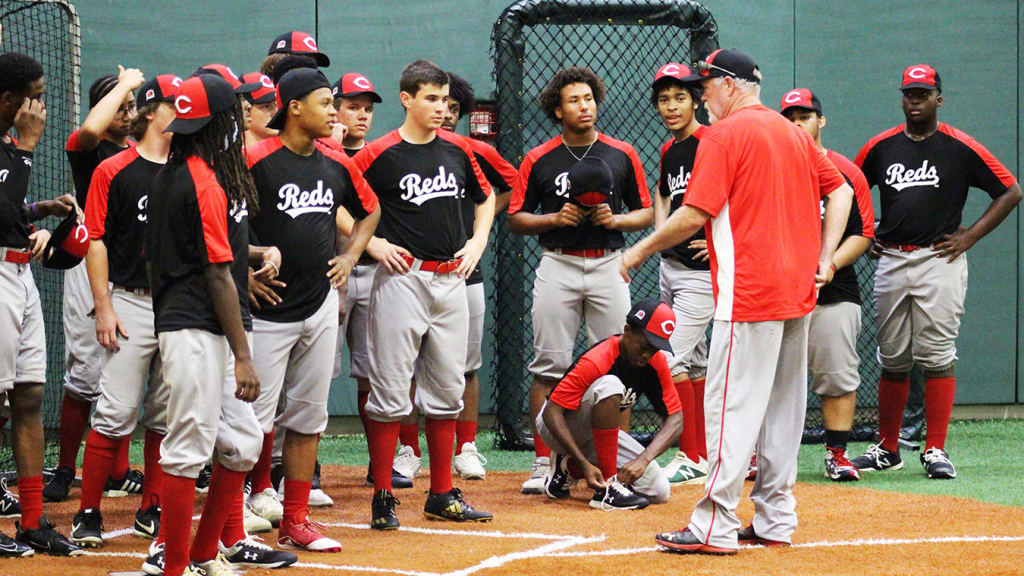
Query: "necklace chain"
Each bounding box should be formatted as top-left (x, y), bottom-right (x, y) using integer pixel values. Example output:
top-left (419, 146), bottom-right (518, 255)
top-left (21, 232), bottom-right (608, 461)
top-left (563, 139), bottom-right (595, 162)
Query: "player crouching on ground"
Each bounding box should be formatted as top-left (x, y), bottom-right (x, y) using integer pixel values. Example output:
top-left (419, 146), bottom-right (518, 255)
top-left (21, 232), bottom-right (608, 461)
top-left (538, 298), bottom-right (681, 510)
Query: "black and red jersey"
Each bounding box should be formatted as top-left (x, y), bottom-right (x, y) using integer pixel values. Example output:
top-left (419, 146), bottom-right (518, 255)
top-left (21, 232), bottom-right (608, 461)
top-left (460, 135), bottom-right (517, 285)
top-left (658, 127), bottom-right (708, 269)
top-left (246, 137), bottom-right (378, 322)
top-left (0, 139), bottom-right (33, 249)
top-left (819, 149), bottom-right (875, 306)
top-left (66, 130), bottom-right (133, 209)
top-left (147, 156), bottom-right (251, 335)
top-left (354, 130), bottom-right (491, 262)
top-left (343, 146), bottom-right (361, 159)
top-left (548, 335), bottom-right (681, 417)
top-left (509, 132), bottom-right (650, 250)
top-left (855, 123), bottom-right (1017, 245)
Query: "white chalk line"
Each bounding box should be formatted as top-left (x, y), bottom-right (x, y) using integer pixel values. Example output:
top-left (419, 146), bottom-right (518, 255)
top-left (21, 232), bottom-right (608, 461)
top-left (322, 521), bottom-right (597, 541)
top-left (102, 514), bottom-right (201, 540)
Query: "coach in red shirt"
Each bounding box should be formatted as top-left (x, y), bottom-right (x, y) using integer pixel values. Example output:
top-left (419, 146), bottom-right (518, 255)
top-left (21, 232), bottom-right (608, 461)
top-left (621, 49), bottom-right (853, 554)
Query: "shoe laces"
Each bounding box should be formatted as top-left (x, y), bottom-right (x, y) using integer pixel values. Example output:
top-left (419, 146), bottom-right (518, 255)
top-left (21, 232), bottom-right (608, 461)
top-left (461, 444), bottom-right (488, 466)
top-left (863, 441), bottom-right (890, 460)
top-left (922, 448), bottom-right (950, 465)
top-left (826, 447), bottom-right (854, 468)
top-left (597, 477), bottom-right (631, 512)
top-left (530, 457), bottom-right (549, 474)
top-left (240, 535), bottom-right (274, 552)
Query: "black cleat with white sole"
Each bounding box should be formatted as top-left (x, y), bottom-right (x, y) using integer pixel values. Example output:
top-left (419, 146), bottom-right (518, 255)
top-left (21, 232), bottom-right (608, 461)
top-left (16, 516), bottom-right (83, 556)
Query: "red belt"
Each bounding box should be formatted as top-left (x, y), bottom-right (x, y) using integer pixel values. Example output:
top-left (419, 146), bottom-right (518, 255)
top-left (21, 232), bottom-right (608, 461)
top-left (1, 248), bottom-right (32, 265)
top-left (113, 284), bottom-right (151, 296)
top-left (879, 240), bottom-right (928, 252)
top-left (558, 248), bottom-right (610, 258)
top-left (402, 255), bottom-right (463, 274)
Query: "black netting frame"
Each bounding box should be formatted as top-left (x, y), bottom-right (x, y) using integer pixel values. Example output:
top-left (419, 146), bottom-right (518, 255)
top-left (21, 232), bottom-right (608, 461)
top-left (1, 0), bottom-right (81, 473)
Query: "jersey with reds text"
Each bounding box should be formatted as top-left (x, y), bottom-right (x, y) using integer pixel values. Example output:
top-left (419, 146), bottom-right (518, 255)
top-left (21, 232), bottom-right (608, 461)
top-left (659, 126), bottom-right (709, 269)
top-left (147, 156), bottom-right (251, 335)
top-left (818, 149), bottom-right (874, 306)
top-left (854, 123), bottom-right (1016, 246)
top-left (247, 137), bottom-right (378, 323)
top-left (0, 139), bottom-right (33, 249)
top-left (509, 133), bottom-right (651, 250)
top-left (684, 105), bottom-right (846, 322)
top-left (354, 129), bottom-right (491, 262)
top-left (548, 335), bottom-right (681, 418)
top-left (84, 148), bottom-right (162, 289)
top-left (461, 135), bottom-right (517, 285)
top-left (66, 130), bottom-right (132, 209)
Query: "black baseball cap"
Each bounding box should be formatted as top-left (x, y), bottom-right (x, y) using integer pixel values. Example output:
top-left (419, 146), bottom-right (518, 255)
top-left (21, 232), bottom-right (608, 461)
top-left (194, 64), bottom-right (261, 95)
top-left (567, 156), bottom-right (613, 207)
top-left (165, 74), bottom-right (238, 135)
top-left (332, 72), bottom-right (382, 103)
top-left (137, 74), bottom-right (182, 107)
top-left (901, 64), bottom-right (941, 92)
top-left (268, 31), bottom-right (330, 67)
top-left (43, 212), bottom-right (90, 270)
top-left (779, 88), bottom-right (822, 116)
top-left (697, 48), bottom-right (761, 84)
top-left (266, 68), bottom-right (332, 131)
top-left (625, 298), bottom-right (676, 354)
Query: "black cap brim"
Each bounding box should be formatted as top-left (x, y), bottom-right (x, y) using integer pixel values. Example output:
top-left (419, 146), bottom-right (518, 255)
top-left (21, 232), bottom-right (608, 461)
top-left (311, 53), bottom-right (330, 67)
top-left (245, 92), bottom-right (277, 105)
top-left (901, 83), bottom-right (939, 91)
top-left (643, 332), bottom-right (673, 354)
top-left (265, 107), bottom-right (287, 131)
top-left (165, 116), bottom-right (214, 135)
top-left (235, 81), bottom-right (262, 94)
top-left (42, 213), bottom-right (85, 270)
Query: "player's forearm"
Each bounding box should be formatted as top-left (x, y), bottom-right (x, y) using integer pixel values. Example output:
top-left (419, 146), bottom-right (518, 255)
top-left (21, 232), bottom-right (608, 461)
top-left (965, 182), bottom-right (1022, 243)
top-left (343, 206), bottom-right (381, 261)
top-left (819, 184), bottom-right (853, 266)
top-left (204, 262), bottom-right (252, 362)
top-left (645, 412), bottom-right (683, 462)
top-left (633, 205), bottom-right (708, 258)
top-left (77, 84), bottom-right (133, 149)
top-left (85, 240), bottom-right (113, 312)
top-left (541, 404), bottom-right (590, 466)
top-left (335, 206), bottom-right (356, 237)
top-left (653, 196), bottom-right (670, 230)
top-left (248, 245), bottom-right (271, 267)
top-left (507, 211), bottom-right (558, 235)
top-left (471, 193), bottom-right (496, 242)
top-left (613, 207), bottom-right (653, 232)
top-left (492, 191), bottom-right (512, 216)
top-left (832, 235), bottom-right (872, 271)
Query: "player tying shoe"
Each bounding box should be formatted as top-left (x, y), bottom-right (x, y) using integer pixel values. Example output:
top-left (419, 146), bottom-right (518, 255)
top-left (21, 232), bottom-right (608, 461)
top-left (508, 66), bottom-right (652, 494)
top-left (851, 65), bottom-right (1020, 479)
top-left (780, 88), bottom-right (875, 482)
top-left (538, 298), bottom-right (681, 510)
top-left (649, 62), bottom-right (712, 486)
top-left (355, 60), bottom-right (495, 530)
top-left (247, 67), bottom-right (380, 553)
top-left (71, 75), bottom-right (182, 548)
top-left (47, 66), bottom-right (147, 503)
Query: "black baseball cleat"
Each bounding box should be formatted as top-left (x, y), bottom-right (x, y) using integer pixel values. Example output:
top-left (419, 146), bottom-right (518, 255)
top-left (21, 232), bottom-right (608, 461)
top-left (655, 527), bottom-right (737, 555)
top-left (142, 541), bottom-right (165, 575)
top-left (71, 507), bottom-right (104, 548)
top-left (134, 503), bottom-right (161, 539)
top-left (16, 516), bottom-right (84, 556)
top-left (195, 463), bottom-right (213, 494)
top-left (424, 488), bottom-right (492, 522)
top-left (105, 468), bottom-right (144, 497)
top-left (589, 478), bottom-right (649, 511)
top-left (920, 447), bottom-right (957, 479)
top-left (42, 466), bottom-right (75, 502)
top-left (220, 535), bottom-right (298, 569)
top-left (365, 465), bottom-right (414, 489)
top-left (371, 489), bottom-right (401, 531)
top-left (0, 477), bottom-right (21, 519)
top-left (737, 524), bottom-right (790, 547)
top-left (0, 530), bottom-right (34, 557)
top-left (850, 441), bottom-right (904, 472)
top-left (544, 453), bottom-right (575, 499)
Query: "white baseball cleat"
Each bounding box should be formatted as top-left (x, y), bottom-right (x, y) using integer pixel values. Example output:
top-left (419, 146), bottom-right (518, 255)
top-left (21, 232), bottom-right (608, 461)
top-left (520, 456), bottom-right (550, 494)
top-left (453, 442), bottom-right (488, 480)
top-left (393, 445), bottom-right (422, 479)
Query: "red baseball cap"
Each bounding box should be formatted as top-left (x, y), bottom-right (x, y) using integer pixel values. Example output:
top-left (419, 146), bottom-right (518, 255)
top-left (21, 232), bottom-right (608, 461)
top-left (268, 31), bottom-right (330, 67)
top-left (331, 72), bottom-right (382, 103)
top-left (626, 298), bottom-right (676, 354)
top-left (901, 64), bottom-right (941, 92)
top-left (43, 212), bottom-right (90, 270)
top-left (137, 74), bottom-right (183, 107)
top-left (166, 74), bottom-right (238, 135)
top-left (653, 62), bottom-right (701, 85)
top-left (779, 88), bottom-right (822, 115)
top-left (241, 72), bottom-right (276, 104)
top-left (194, 64), bottom-right (260, 94)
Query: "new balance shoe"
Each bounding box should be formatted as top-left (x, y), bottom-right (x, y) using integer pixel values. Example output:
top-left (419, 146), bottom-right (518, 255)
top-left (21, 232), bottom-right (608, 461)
top-left (278, 517), bottom-right (342, 552)
top-left (15, 516), bottom-right (84, 556)
top-left (453, 442), bottom-right (488, 480)
top-left (520, 456), bottom-right (550, 495)
top-left (851, 441), bottom-right (904, 472)
top-left (655, 527), bottom-right (736, 555)
top-left (195, 552), bottom-right (235, 576)
top-left (243, 503), bottom-right (274, 534)
top-left (142, 541), bottom-right (165, 575)
top-left (364, 465), bottom-right (414, 489)
top-left (589, 478), bottom-right (649, 511)
top-left (42, 466), bottom-right (74, 502)
top-left (664, 452), bottom-right (709, 486)
top-left (133, 504), bottom-right (161, 539)
top-left (0, 477), bottom-right (21, 518)
top-left (921, 447), bottom-right (956, 479)
top-left (247, 487), bottom-right (283, 525)
top-left (195, 463), bottom-right (213, 494)
top-left (0, 530), bottom-right (33, 557)
top-left (371, 489), bottom-right (401, 530)
top-left (737, 524), bottom-right (790, 547)
top-left (105, 468), bottom-right (144, 498)
top-left (746, 453), bottom-right (757, 481)
top-left (424, 487), bottom-right (493, 522)
top-left (393, 445), bottom-right (422, 479)
top-left (543, 453), bottom-right (576, 499)
top-left (309, 461), bottom-right (334, 507)
top-left (71, 508), bottom-right (104, 547)
top-left (220, 536), bottom-right (298, 569)
top-left (824, 446), bottom-right (861, 481)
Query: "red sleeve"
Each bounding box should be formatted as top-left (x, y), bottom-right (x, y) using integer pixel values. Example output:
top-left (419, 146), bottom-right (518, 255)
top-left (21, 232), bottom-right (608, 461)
top-left (84, 162), bottom-right (113, 240)
top-left (625, 145), bottom-right (652, 209)
top-left (837, 157), bottom-right (875, 239)
top-left (549, 340), bottom-right (617, 411)
top-left (438, 130), bottom-right (492, 201)
top-left (816, 148), bottom-right (846, 198)
top-left (472, 138), bottom-right (518, 190)
top-left (187, 158), bottom-right (232, 264)
top-left (653, 353), bottom-right (681, 415)
top-left (245, 136), bottom-right (284, 169)
top-left (507, 153), bottom-right (534, 214)
top-left (938, 124), bottom-right (1017, 193)
top-left (317, 136), bottom-right (343, 151)
top-left (318, 142), bottom-right (380, 215)
top-left (65, 130), bottom-right (84, 152)
top-left (683, 134), bottom-right (731, 217)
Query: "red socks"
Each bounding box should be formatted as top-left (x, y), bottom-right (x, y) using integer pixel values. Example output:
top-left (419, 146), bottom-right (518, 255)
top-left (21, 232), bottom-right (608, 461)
top-left (141, 429), bottom-right (164, 510)
top-left (878, 376), bottom-right (911, 451)
top-left (425, 418), bottom-right (455, 494)
top-left (281, 478), bottom-right (311, 528)
top-left (674, 379), bottom-right (700, 462)
top-left (219, 490), bottom-right (245, 548)
top-left (159, 473), bottom-right (197, 576)
top-left (191, 464), bottom-right (246, 563)
top-left (455, 420), bottom-right (477, 454)
top-left (79, 430), bottom-right (120, 511)
top-left (18, 475), bottom-right (42, 530)
top-left (593, 428), bottom-right (619, 481)
top-left (249, 430), bottom-right (275, 493)
top-left (691, 377), bottom-right (707, 459)
top-left (924, 377), bottom-right (956, 450)
top-left (533, 432), bottom-right (551, 459)
top-left (112, 434), bottom-right (131, 479)
top-left (57, 394), bottom-right (91, 471)
top-left (368, 419), bottom-right (400, 492)
top-left (399, 422), bottom-right (420, 457)
top-left (357, 390), bottom-right (370, 438)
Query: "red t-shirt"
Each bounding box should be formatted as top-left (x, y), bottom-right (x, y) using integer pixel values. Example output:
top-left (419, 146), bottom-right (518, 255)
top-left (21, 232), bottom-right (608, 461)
top-left (683, 104), bottom-right (846, 322)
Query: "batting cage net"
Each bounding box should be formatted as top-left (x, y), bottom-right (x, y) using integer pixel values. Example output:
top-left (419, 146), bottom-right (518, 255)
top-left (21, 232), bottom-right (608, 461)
top-left (487, 0), bottom-right (881, 449)
top-left (0, 0), bottom-right (81, 474)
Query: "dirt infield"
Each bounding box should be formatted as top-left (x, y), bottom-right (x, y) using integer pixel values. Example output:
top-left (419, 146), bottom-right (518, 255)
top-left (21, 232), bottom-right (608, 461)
top-left (2, 466), bottom-right (1023, 575)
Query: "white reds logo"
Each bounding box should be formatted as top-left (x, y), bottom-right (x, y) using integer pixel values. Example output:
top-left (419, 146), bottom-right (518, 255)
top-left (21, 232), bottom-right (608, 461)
top-left (175, 95), bottom-right (192, 115)
top-left (352, 76), bottom-right (371, 90)
top-left (885, 160), bottom-right (940, 191)
top-left (399, 166), bottom-right (462, 206)
top-left (137, 195), bottom-right (148, 222)
top-left (619, 388), bottom-right (638, 410)
top-left (0, 169), bottom-right (8, 182)
top-left (554, 171), bottom-right (570, 198)
top-left (276, 39), bottom-right (287, 49)
top-left (73, 224), bottom-right (88, 243)
top-left (145, 89), bottom-right (155, 101)
top-left (277, 180), bottom-right (334, 217)
top-left (303, 36), bottom-right (318, 51)
top-left (230, 199), bottom-right (248, 223)
top-left (784, 90), bottom-right (803, 103)
top-left (259, 75), bottom-right (274, 89)
top-left (659, 63), bottom-right (680, 78)
top-left (171, 76), bottom-right (183, 87)
top-left (908, 67), bottom-right (928, 79)
top-left (667, 165), bottom-right (690, 200)
top-left (660, 320), bottom-right (675, 336)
